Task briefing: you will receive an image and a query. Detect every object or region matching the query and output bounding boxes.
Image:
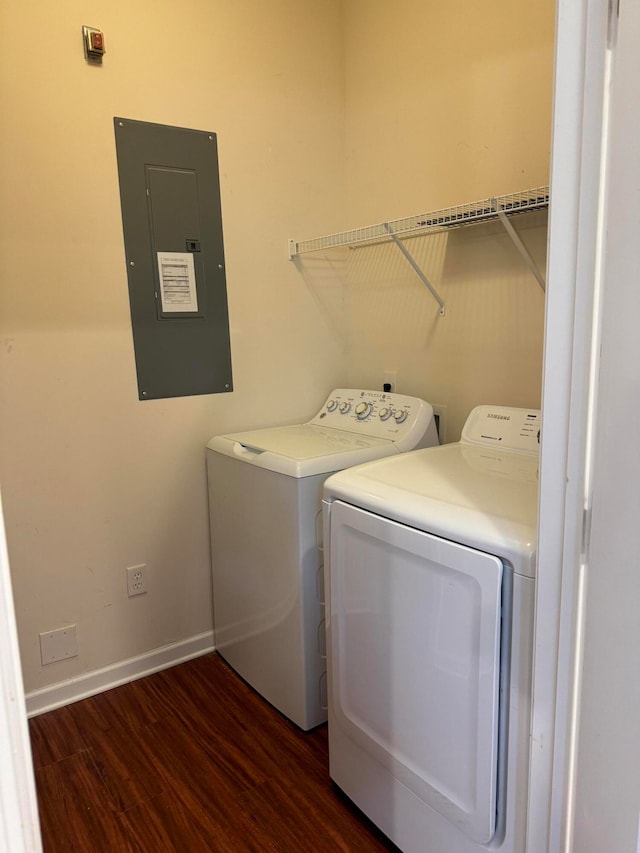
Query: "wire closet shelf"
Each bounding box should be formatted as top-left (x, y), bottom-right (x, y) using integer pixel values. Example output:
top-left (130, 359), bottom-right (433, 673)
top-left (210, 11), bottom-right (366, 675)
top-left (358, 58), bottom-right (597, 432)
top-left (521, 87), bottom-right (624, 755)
top-left (288, 186), bottom-right (549, 258)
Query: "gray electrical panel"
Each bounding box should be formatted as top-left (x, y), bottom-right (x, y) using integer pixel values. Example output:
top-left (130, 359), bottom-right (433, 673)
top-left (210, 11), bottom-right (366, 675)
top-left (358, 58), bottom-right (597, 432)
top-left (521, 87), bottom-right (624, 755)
top-left (114, 117), bottom-right (233, 400)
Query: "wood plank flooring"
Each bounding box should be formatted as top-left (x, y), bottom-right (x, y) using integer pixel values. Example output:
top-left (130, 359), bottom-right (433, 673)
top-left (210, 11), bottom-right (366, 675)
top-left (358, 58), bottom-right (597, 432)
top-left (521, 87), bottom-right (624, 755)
top-left (29, 652), bottom-right (397, 852)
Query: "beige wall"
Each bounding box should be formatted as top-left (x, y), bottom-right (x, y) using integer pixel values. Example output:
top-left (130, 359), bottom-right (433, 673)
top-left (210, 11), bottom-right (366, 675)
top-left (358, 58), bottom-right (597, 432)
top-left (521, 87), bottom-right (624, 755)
top-left (0, 0), bottom-right (346, 692)
top-left (295, 0), bottom-right (555, 440)
top-left (0, 0), bottom-right (555, 695)
top-left (344, 0), bottom-right (555, 220)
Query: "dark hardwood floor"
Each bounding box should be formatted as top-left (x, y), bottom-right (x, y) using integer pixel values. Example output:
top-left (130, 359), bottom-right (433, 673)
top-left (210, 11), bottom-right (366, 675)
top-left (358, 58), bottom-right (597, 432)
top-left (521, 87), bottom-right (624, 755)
top-left (29, 652), bottom-right (397, 852)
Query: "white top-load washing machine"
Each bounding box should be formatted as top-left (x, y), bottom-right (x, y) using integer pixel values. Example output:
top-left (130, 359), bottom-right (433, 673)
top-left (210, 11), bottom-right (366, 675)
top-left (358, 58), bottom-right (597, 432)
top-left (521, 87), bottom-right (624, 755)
top-left (206, 389), bottom-right (439, 731)
top-left (322, 405), bottom-right (540, 853)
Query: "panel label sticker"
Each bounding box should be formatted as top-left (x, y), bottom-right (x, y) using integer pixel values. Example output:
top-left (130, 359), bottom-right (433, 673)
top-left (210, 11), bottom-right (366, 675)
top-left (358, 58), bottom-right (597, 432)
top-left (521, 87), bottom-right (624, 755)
top-left (157, 251), bottom-right (198, 313)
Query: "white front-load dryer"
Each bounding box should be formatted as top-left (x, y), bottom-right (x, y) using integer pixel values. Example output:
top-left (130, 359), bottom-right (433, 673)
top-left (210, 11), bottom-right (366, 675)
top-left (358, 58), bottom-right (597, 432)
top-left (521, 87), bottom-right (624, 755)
top-left (206, 389), bottom-right (439, 731)
top-left (322, 405), bottom-right (540, 851)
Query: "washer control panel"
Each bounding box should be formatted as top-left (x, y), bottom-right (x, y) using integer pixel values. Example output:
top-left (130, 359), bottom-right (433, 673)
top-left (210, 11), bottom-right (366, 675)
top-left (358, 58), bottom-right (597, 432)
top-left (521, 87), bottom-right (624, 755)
top-left (308, 388), bottom-right (437, 450)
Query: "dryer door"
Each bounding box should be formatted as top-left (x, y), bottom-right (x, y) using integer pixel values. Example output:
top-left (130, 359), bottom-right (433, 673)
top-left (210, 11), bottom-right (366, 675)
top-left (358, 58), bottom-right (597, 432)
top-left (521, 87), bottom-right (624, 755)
top-left (328, 500), bottom-right (503, 844)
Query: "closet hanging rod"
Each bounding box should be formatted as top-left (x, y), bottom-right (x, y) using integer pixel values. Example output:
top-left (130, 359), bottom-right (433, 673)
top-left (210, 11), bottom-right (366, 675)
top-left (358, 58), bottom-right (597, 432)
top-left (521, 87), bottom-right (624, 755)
top-left (287, 186), bottom-right (549, 259)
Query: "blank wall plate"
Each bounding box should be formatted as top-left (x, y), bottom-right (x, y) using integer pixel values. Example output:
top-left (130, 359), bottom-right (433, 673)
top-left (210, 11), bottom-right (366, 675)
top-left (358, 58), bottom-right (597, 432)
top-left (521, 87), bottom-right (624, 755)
top-left (40, 625), bottom-right (78, 665)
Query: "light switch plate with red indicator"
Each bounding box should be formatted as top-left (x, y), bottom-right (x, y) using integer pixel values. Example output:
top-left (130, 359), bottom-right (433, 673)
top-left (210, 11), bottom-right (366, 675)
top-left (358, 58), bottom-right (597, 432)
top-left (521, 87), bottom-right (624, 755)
top-left (82, 25), bottom-right (105, 62)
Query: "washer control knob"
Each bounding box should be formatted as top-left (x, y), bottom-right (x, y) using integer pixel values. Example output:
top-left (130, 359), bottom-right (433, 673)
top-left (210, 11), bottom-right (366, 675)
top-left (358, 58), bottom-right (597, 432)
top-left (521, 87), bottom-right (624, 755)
top-left (394, 409), bottom-right (408, 424)
top-left (355, 401), bottom-right (372, 420)
top-left (339, 402), bottom-right (351, 414)
top-left (326, 399), bottom-right (339, 412)
top-left (378, 407), bottom-right (393, 421)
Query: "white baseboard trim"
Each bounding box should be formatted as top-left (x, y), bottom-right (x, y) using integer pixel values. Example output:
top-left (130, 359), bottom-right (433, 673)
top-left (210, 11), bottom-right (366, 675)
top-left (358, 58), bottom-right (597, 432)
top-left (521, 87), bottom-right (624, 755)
top-left (25, 630), bottom-right (215, 718)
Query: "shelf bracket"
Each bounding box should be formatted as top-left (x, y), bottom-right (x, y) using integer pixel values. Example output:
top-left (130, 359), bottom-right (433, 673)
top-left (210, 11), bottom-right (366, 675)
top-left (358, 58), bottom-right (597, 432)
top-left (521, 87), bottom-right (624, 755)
top-left (493, 201), bottom-right (546, 291)
top-left (382, 222), bottom-right (445, 316)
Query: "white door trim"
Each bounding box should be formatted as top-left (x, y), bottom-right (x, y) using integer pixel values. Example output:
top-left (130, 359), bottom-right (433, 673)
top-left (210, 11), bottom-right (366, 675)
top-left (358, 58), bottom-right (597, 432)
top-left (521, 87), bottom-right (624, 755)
top-left (529, 0), bottom-right (612, 850)
top-left (0, 491), bottom-right (42, 852)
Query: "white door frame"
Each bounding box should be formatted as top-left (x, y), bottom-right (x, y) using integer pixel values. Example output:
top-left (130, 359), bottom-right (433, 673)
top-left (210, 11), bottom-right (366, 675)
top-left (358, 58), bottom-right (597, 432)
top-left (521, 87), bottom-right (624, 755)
top-left (0, 491), bottom-right (42, 852)
top-left (528, 0), bottom-right (613, 850)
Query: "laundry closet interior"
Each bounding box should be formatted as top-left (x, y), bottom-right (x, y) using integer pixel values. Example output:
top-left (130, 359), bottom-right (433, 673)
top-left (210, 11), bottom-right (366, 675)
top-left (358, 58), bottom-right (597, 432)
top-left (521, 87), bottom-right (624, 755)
top-left (0, 0), bottom-right (555, 848)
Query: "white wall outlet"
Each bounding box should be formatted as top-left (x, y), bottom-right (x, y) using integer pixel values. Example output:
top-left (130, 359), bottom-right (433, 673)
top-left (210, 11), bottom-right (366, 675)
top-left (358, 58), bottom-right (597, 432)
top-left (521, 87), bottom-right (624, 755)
top-left (40, 625), bottom-right (78, 665)
top-left (383, 370), bottom-right (398, 393)
top-left (126, 564), bottom-right (147, 597)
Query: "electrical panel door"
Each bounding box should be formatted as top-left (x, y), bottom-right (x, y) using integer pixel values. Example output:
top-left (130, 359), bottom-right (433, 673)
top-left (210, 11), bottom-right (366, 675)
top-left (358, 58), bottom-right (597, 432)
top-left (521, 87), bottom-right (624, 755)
top-left (114, 117), bottom-right (233, 400)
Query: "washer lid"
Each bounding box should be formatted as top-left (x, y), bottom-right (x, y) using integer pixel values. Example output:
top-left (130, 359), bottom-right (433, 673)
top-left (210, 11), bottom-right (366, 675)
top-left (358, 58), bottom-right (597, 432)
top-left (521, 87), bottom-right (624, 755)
top-left (324, 443), bottom-right (539, 577)
top-left (207, 424), bottom-right (394, 478)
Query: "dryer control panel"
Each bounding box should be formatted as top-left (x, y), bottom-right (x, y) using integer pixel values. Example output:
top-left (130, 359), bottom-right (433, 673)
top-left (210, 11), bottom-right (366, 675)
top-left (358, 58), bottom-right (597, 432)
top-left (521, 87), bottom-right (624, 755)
top-left (308, 389), bottom-right (438, 452)
top-left (461, 406), bottom-right (541, 454)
